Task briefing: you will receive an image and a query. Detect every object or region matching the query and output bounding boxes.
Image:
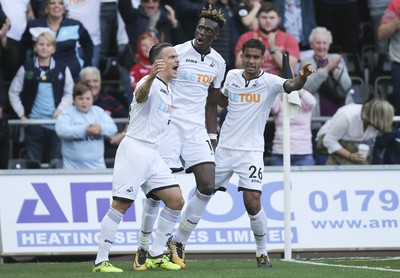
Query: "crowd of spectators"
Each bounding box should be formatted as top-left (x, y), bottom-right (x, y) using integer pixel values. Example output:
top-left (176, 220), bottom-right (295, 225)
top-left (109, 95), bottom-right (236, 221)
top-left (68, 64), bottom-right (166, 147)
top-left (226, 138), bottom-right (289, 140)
top-left (0, 0), bottom-right (399, 169)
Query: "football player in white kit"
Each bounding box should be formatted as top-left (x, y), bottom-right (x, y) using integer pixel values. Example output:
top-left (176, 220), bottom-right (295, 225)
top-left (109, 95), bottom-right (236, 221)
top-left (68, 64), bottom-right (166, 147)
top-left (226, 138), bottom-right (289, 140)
top-left (215, 39), bottom-right (315, 267)
top-left (92, 43), bottom-right (183, 273)
top-left (134, 4), bottom-right (226, 270)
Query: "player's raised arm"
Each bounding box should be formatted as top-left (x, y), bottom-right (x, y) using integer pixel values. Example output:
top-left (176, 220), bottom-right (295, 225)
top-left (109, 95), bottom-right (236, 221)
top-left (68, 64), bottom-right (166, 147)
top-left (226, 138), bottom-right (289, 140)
top-left (135, 59), bottom-right (166, 103)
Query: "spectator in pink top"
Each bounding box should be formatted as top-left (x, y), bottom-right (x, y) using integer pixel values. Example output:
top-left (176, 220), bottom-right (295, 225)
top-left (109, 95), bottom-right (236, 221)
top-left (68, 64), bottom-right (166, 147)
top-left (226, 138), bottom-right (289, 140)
top-left (270, 89), bottom-right (317, 166)
top-left (234, 2), bottom-right (299, 76)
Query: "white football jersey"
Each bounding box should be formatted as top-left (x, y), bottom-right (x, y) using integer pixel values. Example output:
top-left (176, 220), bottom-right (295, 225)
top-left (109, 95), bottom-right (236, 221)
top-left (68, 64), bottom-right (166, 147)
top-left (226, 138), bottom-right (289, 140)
top-left (126, 76), bottom-right (172, 145)
top-left (219, 69), bottom-right (286, 151)
top-left (169, 40), bottom-right (226, 125)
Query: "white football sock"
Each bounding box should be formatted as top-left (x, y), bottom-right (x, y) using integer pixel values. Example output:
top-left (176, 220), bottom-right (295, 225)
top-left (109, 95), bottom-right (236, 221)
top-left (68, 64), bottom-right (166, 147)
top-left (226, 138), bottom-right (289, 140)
top-left (139, 198), bottom-right (160, 251)
top-left (149, 206), bottom-right (180, 257)
top-left (174, 190), bottom-right (211, 244)
top-left (95, 207), bottom-right (123, 265)
top-left (249, 208), bottom-right (268, 256)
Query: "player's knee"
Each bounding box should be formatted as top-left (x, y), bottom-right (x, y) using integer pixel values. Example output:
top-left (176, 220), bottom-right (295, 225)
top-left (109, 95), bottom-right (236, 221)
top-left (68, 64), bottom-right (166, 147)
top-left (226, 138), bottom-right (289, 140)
top-left (197, 183), bottom-right (215, 196)
top-left (175, 196), bottom-right (185, 210)
top-left (111, 198), bottom-right (133, 214)
top-left (167, 196), bottom-right (185, 211)
top-left (245, 202), bottom-right (261, 216)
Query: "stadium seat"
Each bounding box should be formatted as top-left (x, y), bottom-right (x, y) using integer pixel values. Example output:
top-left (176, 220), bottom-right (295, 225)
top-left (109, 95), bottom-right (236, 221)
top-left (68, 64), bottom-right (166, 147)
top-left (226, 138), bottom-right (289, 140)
top-left (99, 56), bottom-right (120, 81)
top-left (350, 76), bottom-right (364, 86)
top-left (105, 158), bottom-right (115, 168)
top-left (361, 44), bottom-right (375, 67)
top-left (374, 75), bottom-right (393, 102)
top-left (341, 52), bottom-right (367, 83)
top-left (8, 159), bottom-right (41, 169)
top-left (369, 52), bottom-right (391, 85)
top-left (49, 158), bottom-right (64, 169)
top-left (361, 44), bottom-right (375, 84)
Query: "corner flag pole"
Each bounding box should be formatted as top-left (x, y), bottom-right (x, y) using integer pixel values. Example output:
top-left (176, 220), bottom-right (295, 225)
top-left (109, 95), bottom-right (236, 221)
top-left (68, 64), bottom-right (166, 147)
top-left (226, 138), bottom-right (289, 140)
top-left (281, 51), bottom-right (292, 260)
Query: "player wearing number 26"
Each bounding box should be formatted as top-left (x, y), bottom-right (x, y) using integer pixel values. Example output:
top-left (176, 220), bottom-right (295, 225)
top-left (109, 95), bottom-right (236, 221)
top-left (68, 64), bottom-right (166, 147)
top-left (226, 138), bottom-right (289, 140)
top-left (215, 38), bottom-right (314, 267)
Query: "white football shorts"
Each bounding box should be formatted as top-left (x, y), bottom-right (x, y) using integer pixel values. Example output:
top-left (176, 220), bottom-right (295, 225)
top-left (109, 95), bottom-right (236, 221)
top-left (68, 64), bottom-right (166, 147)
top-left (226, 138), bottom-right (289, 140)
top-left (158, 120), bottom-right (215, 172)
top-left (215, 147), bottom-right (264, 192)
top-left (112, 136), bottom-right (178, 201)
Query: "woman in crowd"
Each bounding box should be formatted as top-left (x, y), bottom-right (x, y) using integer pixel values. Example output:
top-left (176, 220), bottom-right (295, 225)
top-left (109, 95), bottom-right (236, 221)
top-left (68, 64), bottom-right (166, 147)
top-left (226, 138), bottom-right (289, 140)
top-left (301, 26), bottom-right (353, 164)
top-left (316, 98), bottom-right (394, 165)
top-left (270, 89), bottom-right (317, 166)
top-left (19, 0), bottom-right (93, 82)
top-left (301, 26), bottom-right (352, 118)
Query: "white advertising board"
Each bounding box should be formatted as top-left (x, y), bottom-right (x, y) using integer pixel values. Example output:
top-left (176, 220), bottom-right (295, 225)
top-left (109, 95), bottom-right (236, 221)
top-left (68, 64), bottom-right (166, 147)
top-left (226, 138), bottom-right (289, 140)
top-left (0, 167), bottom-right (399, 255)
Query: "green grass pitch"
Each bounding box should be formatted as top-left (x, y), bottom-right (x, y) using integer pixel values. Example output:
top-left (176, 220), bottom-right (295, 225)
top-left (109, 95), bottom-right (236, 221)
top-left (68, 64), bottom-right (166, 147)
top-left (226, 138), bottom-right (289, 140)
top-left (0, 257), bottom-right (399, 278)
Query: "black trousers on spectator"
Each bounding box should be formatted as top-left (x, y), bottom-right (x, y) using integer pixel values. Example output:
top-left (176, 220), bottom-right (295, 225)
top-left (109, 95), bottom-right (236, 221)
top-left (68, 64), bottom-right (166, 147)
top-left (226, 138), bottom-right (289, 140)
top-left (0, 106), bottom-right (9, 169)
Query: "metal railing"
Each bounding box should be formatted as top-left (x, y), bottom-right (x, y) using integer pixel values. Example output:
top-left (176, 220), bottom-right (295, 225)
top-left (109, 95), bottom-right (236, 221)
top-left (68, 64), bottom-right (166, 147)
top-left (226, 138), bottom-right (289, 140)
top-left (7, 116), bottom-right (400, 126)
top-left (5, 116), bottom-right (400, 168)
top-left (7, 118), bottom-right (128, 126)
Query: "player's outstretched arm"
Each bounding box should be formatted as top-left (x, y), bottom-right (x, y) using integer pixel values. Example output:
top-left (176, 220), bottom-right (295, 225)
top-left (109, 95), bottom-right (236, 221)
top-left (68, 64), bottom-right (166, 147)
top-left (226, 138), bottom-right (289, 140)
top-left (283, 63), bottom-right (315, 93)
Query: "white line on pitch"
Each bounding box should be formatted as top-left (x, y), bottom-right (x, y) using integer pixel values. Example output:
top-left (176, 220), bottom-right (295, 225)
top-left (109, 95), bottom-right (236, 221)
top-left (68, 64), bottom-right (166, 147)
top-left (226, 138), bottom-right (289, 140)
top-left (290, 259), bottom-right (400, 273)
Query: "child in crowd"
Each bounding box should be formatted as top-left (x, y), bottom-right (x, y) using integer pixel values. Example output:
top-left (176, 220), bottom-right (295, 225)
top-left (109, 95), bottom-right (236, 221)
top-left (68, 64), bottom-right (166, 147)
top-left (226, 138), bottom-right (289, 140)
top-left (8, 31), bottom-right (73, 163)
top-left (79, 66), bottom-right (129, 159)
top-left (129, 32), bottom-right (158, 94)
top-left (55, 82), bottom-right (117, 169)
